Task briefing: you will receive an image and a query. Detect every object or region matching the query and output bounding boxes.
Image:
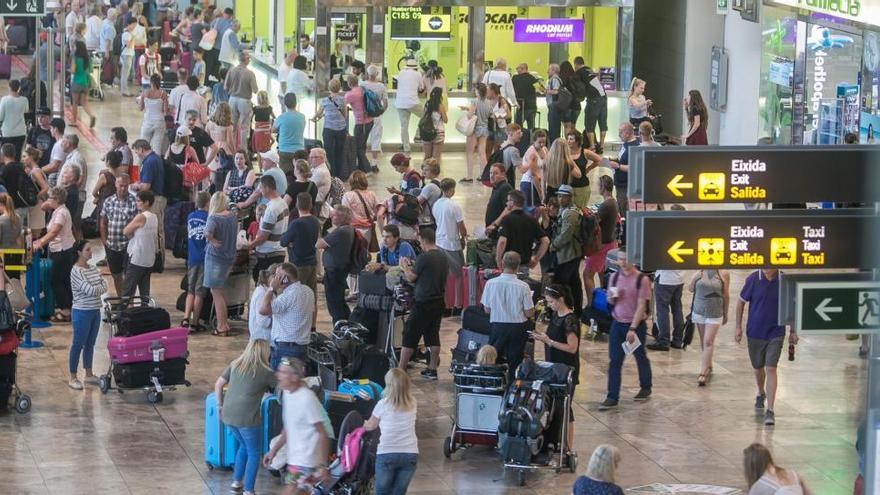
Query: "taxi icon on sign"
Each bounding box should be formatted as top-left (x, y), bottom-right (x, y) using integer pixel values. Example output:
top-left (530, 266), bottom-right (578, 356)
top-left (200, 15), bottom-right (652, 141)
top-left (770, 238), bottom-right (797, 265)
top-left (698, 172), bottom-right (726, 201)
top-left (428, 16), bottom-right (444, 30)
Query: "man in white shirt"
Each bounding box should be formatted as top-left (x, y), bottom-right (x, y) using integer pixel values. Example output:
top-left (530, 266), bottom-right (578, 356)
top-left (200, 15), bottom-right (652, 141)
top-left (264, 356), bottom-right (330, 492)
top-left (218, 20), bottom-right (244, 68)
top-left (481, 251), bottom-right (535, 381)
top-left (259, 264), bottom-right (314, 368)
top-left (99, 9), bottom-right (118, 60)
top-left (308, 147), bottom-right (332, 220)
top-left (65, 1), bottom-right (84, 45)
top-left (170, 76), bottom-right (207, 126)
top-left (431, 178), bottom-right (467, 311)
top-left (167, 68), bottom-right (189, 114)
top-left (84, 9), bottom-right (102, 51)
top-left (395, 59), bottom-right (425, 153)
top-left (482, 57), bottom-right (517, 105)
top-left (60, 134), bottom-right (87, 202)
top-left (298, 35), bottom-right (314, 64)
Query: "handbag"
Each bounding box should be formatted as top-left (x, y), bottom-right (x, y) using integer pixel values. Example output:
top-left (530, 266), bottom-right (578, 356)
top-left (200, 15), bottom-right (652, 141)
top-left (682, 276), bottom-right (698, 349)
top-left (183, 156), bottom-right (211, 187)
top-left (3, 272), bottom-right (28, 313)
top-left (355, 191), bottom-right (379, 253)
top-left (198, 29), bottom-right (217, 50)
top-left (455, 114), bottom-right (477, 137)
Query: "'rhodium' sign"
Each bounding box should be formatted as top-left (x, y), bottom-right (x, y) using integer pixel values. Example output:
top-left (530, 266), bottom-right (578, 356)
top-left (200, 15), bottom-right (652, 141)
top-left (513, 19), bottom-right (585, 43)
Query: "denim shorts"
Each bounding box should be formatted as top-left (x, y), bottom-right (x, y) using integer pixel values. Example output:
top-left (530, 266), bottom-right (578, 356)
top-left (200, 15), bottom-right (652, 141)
top-left (473, 126), bottom-right (490, 138)
top-left (202, 257), bottom-right (233, 288)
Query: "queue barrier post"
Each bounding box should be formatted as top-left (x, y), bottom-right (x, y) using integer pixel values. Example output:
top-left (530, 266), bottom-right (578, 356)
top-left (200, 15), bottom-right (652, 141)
top-left (20, 249), bottom-right (50, 350)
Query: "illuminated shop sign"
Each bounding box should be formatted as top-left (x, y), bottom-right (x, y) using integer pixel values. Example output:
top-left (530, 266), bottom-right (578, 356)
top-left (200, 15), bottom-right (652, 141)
top-left (773, 0), bottom-right (880, 26)
top-left (512, 19), bottom-right (585, 43)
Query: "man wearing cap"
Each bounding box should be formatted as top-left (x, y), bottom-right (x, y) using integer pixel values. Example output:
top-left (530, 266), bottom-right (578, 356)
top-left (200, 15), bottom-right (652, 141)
top-left (236, 150), bottom-right (288, 210)
top-left (27, 108), bottom-right (55, 168)
top-left (224, 51), bottom-right (259, 151)
top-left (395, 59), bottom-right (425, 154)
top-left (550, 184), bottom-right (584, 313)
top-left (274, 93), bottom-right (306, 174)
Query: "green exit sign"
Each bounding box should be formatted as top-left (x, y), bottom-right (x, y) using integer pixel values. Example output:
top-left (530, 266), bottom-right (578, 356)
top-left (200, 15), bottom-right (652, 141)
top-left (717, 0), bottom-right (729, 14)
top-left (796, 282), bottom-right (880, 334)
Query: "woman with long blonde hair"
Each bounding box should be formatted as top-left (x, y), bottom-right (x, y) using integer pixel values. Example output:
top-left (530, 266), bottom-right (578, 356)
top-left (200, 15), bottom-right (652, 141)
top-left (572, 444), bottom-right (624, 494)
top-left (743, 443), bottom-right (811, 495)
top-left (213, 339), bottom-right (276, 495)
top-left (543, 138), bottom-right (581, 199)
top-left (207, 101), bottom-right (235, 156)
top-left (365, 368), bottom-right (419, 495)
top-left (203, 191), bottom-right (238, 337)
top-left (628, 77), bottom-right (651, 127)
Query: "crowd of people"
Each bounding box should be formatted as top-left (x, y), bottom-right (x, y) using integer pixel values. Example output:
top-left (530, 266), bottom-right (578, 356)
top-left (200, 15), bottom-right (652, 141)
top-left (0, 2), bottom-right (841, 495)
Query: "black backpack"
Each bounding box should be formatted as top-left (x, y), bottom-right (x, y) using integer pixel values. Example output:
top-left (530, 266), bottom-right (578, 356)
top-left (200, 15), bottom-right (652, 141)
top-left (163, 159), bottom-right (184, 201)
top-left (391, 194), bottom-right (420, 226)
top-left (568, 76), bottom-right (588, 102)
top-left (16, 170), bottom-right (39, 207)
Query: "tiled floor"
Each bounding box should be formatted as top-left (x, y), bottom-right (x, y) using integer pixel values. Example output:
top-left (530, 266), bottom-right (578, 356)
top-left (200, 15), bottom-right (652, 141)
top-left (0, 57), bottom-right (868, 494)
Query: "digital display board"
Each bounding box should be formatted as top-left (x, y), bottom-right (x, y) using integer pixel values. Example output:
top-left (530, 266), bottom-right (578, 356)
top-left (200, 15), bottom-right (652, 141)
top-left (628, 145), bottom-right (878, 204)
top-left (628, 210), bottom-right (875, 270)
top-left (389, 7), bottom-right (452, 41)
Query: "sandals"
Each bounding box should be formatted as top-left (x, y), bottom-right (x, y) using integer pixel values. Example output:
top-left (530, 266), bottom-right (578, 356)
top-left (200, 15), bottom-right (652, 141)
top-left (180, 318), bottom-right (190, 328)
top-left (698, 369), bottom-right (712, 387)
top-left (50, 311), bottom-right (70, 323)
top-left (212, 327), bottom-right (230, 337)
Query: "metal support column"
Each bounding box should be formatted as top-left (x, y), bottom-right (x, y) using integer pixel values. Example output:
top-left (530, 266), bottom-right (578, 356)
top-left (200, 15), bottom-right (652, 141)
top-left (367, 6), bottom-right (385, 69)
top-left (59, 26), bottom-right (66, 119)
top-left (548, 8), bottom-right (569, 66)
top-left (34, 28), bottom-right (41, 117)
top-left (791, 20), bottom-right (808, 145)
top-left (314, 5), bottom-right (331, 100)
top-left (467, 6), bottom-right (485, 90)
top-left (46, 28), bottom-right (55, 116)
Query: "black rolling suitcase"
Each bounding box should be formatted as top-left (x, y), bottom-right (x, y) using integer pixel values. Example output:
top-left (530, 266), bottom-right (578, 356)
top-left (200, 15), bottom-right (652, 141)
top-left (452, 306), bottom-right (491, 363)
top-left (6, 25), bottom-right (27, 54)
top-left (113, 358), bottom-right (187, 388)
top-left (343, 345), bottom-right (390, 387)
top-left (116, 306), bottom-right (171, 337)
top-left (0, 352), bottom-right (14, 408)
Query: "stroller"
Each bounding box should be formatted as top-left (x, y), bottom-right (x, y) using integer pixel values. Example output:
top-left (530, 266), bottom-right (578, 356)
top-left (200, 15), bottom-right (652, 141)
top-left (98, 296), bottom-right (191, 404)
top-left (498, 360), bottom-right (577, 486)
top-left (444, 361), bottom-right (507, 458)
top-left (313, 410), bottom-right (379, 495)
top-left (89, 52), bottom-right (105, 101)
top-left (0, 313), bottom-right (32, 414)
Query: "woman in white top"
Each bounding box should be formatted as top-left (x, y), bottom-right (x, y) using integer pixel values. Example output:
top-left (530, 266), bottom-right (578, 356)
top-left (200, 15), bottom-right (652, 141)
top-left (519, 129), bottom-right (548, 207)
top-left (32, 186), bottom-right (76, 322)
top-left (364, 65), bottom-right (388, 172)
top-left (68, 240), bottom-right (108, 390)
top-left (119, 18), bottom-right (137, 97)
top-left (744, 443), bottom-right (812, 495)
top-left (122, 190), bottom-right (158, 298)
top-left (139, 73), bottom-right (168, 157)
top-left (422, 87), bottom-right (447, 161)
top-left (247, 267), bottom-right (273, 341)
top-left (22, 146), bottom-right (49, 239)
top-left (628, 77), bottom-right (651, 127)
top-left (365, 368), bottom-right (419, 495)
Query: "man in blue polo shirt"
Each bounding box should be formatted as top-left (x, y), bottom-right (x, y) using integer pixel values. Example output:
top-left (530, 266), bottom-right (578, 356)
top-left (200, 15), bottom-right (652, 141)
top-left (735, 269), bottom-right (798, 426)
top-left (273, 92), bottom-right (306, 174)
top-left (132, 139), bottom-right (166, 252)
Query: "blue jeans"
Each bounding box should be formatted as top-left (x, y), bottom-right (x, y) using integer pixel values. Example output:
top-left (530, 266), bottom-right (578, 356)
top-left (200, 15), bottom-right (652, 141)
top-left (324, 268), bottom-right (351, 323)
top-left (229, 425), bottom-right (261, 492)
top-left (374, 453), bottom-right (418, 495)
top-left (547, 106), bottom-right (562, 144)
top-left (606, 320), bottom-right (652, 401)
top-left (69, 309), bottom-right (101, 374)
top-left (271, 341), bottom-right (309, 370)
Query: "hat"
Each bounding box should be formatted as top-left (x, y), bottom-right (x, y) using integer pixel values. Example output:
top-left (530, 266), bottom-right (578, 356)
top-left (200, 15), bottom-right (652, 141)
top-left (37, 107), bottom-right (51, 116)
top-left (39, 31), bottom-right (47, 42)
top-left (557, 184), bottom-right (574, 196)
top-left (390, 153), bottom-right (410, 167)
top-left (405, 58), bottom-right (418, 69)
top-left (175, 126), bottom-right (191, 138)
top-left (260, 150), bottom-right (280, 164)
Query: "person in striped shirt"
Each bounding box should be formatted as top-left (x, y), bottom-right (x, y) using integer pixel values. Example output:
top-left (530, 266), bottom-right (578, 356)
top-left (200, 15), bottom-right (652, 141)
top-left (68, 240), bottom-right (108, 390)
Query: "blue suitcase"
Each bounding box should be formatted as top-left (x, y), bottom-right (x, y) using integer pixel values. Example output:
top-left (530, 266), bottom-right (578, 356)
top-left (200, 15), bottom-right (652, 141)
top-left (260, 393), bottom-right (282, 454)
top-left (337, 379), bottom-right (383, 401)
top-left (205, 392), bottom-right (239, 470)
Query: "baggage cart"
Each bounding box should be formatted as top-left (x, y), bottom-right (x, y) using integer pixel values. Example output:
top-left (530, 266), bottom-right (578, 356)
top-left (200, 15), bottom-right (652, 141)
top-left (443, 361), bottom-right (507, 458)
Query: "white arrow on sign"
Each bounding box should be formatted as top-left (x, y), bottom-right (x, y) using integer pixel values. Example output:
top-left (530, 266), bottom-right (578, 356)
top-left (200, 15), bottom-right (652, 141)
top-left (815, 297), bottom-right (843, 322)
top-left (6, 0), bottom-right (17, 11)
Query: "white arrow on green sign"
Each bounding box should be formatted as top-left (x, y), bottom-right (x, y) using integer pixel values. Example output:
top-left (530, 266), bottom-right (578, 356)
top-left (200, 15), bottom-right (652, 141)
top-left (796, 281), bottom-right (880, 334)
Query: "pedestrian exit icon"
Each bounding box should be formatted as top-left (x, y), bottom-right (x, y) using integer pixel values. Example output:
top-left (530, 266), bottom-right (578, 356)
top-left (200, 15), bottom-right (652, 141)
top-left (859, 291), bottom-right (880, 327)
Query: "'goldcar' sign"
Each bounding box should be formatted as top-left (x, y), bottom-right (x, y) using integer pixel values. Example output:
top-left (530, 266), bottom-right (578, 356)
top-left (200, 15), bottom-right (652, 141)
top-left (772, 0), bottom-right (880, 26)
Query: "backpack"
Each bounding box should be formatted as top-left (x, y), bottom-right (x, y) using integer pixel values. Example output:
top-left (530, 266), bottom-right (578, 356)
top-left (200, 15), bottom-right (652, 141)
top-left (552, 84), bottom-right (574, 113)
top-left (391, 194), bottom-right (420, 226)
top-left (327, 176), bottom-right (346, 207)
top-left (363, 87), bottom-right (386, 118)
top-left (568, 75), bottom-right (589, 102)
top-left (16, 171), bottom-right (39, 207)
top-left (417, 110), bottom-right (437, 143)
top-left (402, 169), bottom-right (422, 192)
top-left (340, 427), bottom-right (366, 474)
top-left (163, 159), bottom-right (184, 201)
top-left (579, 208), bottom-right (603, 256)
top-left (349, 229), bottom-right (370, 275)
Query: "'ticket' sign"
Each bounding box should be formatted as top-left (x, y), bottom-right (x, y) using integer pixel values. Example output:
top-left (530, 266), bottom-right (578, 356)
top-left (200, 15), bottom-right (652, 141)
top-left (512, 19), bottom-right (585, 43)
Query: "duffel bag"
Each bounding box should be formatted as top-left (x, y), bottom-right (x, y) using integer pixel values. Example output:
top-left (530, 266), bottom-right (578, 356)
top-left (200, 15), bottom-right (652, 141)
top-left (515, 359), bottom-right (571, 385)
top-left (451, 328), bottom-right (489, 364)
top-left (115, 306), bottom-right (171, 337)
top-left (461, 305), bottom-right (490, 335)
top-left (337, 378), bottom-right (383, 401)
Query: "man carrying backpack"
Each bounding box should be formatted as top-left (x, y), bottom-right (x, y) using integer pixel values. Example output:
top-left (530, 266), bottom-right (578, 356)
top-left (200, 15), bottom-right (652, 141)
top-left (573, 57), bottom-right (607, 154)
top-left (599, 249), bottom-right (653, 411)
top-left (316, 205), bottom-right (355, 323)
top-left (550, 185), bottom-right (583, 314)
top-left (344, 75), bottom-right (374, 175)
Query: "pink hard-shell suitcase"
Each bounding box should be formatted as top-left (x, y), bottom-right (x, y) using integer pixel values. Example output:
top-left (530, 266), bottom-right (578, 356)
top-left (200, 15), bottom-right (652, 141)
top-left (108, 327), bottom-right (188, 364)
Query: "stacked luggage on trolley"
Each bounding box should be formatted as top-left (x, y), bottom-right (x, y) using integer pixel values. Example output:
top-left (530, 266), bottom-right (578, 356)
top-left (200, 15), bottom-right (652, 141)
top-left (444, 361), bottom-right (507, 457)
top-left (99, 296), bottom-right (191, 403)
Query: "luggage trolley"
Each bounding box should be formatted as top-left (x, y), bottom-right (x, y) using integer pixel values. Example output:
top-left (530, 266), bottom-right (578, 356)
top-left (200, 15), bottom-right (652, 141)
top-left (443, 361), bottom-right (507, 458)
top-left (1, 316), bottom-right (33, 413)
top-left (89, 52), bottom-right (105, 101)
top-left (499, 361), bottom-right (578, 486)
top-left (98, 296), bottom-right (191, 404)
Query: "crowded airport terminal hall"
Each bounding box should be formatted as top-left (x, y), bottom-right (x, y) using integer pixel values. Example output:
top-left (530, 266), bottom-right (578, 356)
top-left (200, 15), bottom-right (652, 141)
top-left (0, 0), bottom-right (878, 493)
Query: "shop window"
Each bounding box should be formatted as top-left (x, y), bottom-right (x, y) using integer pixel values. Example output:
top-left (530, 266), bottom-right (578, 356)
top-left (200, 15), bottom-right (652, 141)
top-left (758, 7), bottom-right (797, 144)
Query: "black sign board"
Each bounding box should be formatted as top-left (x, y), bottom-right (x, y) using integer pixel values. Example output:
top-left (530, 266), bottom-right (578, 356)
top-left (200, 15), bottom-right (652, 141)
top-left (1, 0), bottom-right (45, 16)
top-left (628, 145), bottom-right (878, 204)
top-left (627, 210), bottom-right (875, 270)
top-left (335, 23), bottom-right (358, 43)
top-left (389, 7), bottom-right (452, 41)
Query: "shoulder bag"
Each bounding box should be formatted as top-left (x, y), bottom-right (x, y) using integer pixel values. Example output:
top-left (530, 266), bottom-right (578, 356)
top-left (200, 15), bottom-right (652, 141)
top-left (355, 191), bottom-right (380, 253)
top-left (455, 113), bottom-right (476, 137)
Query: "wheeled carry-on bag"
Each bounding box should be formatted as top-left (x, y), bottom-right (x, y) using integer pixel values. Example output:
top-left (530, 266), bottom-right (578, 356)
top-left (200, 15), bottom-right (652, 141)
top-left (115, 306), bottom-right (172, 337)
top-left (337, 379), bottom-right (382, 401)
top-left (205, 392), bottom-right (239, 469)
top-left (112, 357), bottom-right (187, 388)
top-left (107, 327), bottom-right (188, 364)
top-left (261, 393), bottom-right (282, 454)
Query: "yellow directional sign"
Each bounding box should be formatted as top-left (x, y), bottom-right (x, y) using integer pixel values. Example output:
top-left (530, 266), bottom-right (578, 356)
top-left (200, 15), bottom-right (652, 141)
top-left (667, 241), bottom-right (694, 263)
top-left (666, 175), bottom-right (693, 197)
top-left (697, 238), bottom-right (725, 265)
top-left (698, 173), bottom-right (726, 200)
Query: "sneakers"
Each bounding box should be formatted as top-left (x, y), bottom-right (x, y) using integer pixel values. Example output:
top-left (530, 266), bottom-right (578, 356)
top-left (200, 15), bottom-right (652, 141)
top-left (83, 375), bottom-right (100, 385)
top-left (420, 368), bottom-right (438, 380)
top-left (598, 398), bottom-right (618, 410)
top-left (755, 393), bottom-right (766, 410)
top-left (230, 481), bottom-right (243, 493)
top-left (763, 409), bottom-right (776, 426)
top-left (670, 342), bottom-right (684, 349)
top-left (633, 388), bottom-right (652, 401)
top-left (646, 342), bottom-right (670, 351)
top-left (68, 379), bottom-right (83, 390)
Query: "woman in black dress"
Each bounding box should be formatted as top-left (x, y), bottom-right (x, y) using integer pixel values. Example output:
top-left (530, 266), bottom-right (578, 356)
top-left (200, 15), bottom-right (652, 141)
top-left (531, 283), bottom-right (580, 449)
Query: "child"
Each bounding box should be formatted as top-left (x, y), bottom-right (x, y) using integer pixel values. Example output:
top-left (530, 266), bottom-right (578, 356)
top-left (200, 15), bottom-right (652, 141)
top-left (251, 90), bottom-right (275, 154)
top-left (191, 47), bottom-right (206, 87)
top-left (476, 345), bottom-right (498, 366)
top-left (246, 203), bottom-right (266, 241)
top-left (182, 191), bottom-right (211, 333)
